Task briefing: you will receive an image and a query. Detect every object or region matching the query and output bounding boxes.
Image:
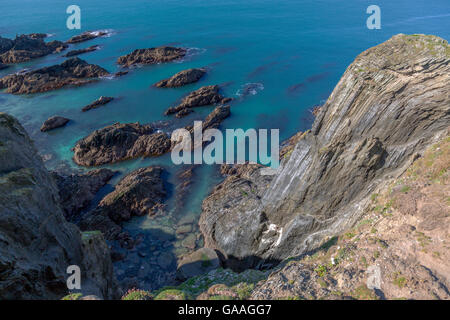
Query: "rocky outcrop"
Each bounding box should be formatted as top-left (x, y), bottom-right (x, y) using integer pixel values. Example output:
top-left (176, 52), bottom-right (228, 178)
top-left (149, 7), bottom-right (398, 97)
top-left (81, 96), bottom-right (114, 112)
top-left (199, 34), bottom-right (450, 269)
top-left (79, 167), bottom-right (166, 240)
top-left (40, 116), bottom-right (70, 132)
top-left (0, 34), bottom-right (67, 64)
top-left (164, 85), bottom-right (229, 117)
top-left (51, 169), bottom-right (116, 221)
top-left (72, 122), bottom-right (171, 166)
top-left (66, 31), bottom-right (107, 44)
top-left (0, 57), bottom-right (109, 94)
top-left (154, 68), bottom-right (206, 88)
top-left (63, 45), bottom-right (99, 57)
top-left (117, 46), bottom-right (186, 67)
top-left (0, 113), bottom-right (117, 299)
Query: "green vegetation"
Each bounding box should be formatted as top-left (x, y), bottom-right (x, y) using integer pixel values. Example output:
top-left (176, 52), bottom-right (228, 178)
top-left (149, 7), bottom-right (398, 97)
top-left (121, 288), bottom-right (153, 300)
top-left (351, 285), bottom-right (378, 300)
top-left (61, 293), bottom-right (83, 300)
top-left (393, 272), bottom-right (407, 288)
top-left (314, 264), bottom-right (328, 277)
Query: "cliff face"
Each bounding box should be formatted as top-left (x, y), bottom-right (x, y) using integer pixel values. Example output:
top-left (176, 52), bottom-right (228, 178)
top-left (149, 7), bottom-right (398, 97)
top-left (200, 34), bottom-right (450, 268)
top-left (0, 113), bottom-right (117, 299)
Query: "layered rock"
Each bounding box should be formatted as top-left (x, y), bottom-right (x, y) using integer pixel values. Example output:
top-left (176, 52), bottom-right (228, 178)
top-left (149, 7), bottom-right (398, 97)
top-left (79, 167), bottom-right (166, 240)
top-left (81, 96), bottom-right (114, 112)
top-left (0, 57), bottom-right (109, 94)
top-left (72, 122), bottom-right (171, 166)
top-left (154, 68), bottom-right (206, 88)
top-left (40, 116), bottom-right (70, 132)
top-left (199, 34), bottom-right (450, 268)
top-left (51, 169), bottom-right (116, 221)
top-left (0, 113), bottom-right (117, 299)
top-left (164, 85), bottom-right (228, 117)
top-left (117, 46), bottom-right (186, 67)
top-left (0, 34), bottom-right (67, 64)
top-left (63, 45), bottom-right (99, 57)
top-left (66, 31), bottom-right (107, 44)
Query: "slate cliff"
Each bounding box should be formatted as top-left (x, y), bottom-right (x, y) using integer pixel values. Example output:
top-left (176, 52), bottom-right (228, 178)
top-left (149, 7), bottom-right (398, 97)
top-left (200, 34), bottom-right (450, 268)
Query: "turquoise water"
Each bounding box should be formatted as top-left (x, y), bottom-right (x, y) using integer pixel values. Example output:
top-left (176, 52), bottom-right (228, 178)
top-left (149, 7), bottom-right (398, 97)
top-left (1, 0), bottom-right (449, 289)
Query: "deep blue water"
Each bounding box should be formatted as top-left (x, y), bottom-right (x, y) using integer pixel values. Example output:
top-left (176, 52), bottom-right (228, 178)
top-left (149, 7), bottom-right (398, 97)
top-left (1, 0), bottom-right (449, 289)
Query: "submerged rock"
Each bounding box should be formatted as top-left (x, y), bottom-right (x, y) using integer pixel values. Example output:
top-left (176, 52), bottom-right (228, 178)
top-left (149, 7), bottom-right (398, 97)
top-left (164, 85), bottom-right (228, 117)
top-left (51, 168), bottom-right (116, 221)
top-left (117, 46), bottom-right (186, 67)
top-left (176, 248), bottom-right (221, 281)
top-left (0, 34), bottom-right (67, 64)
top-left (81, 96), bottom-right (115, 112)
top-left (73, 122), bottom-right (171, 166)
top-left (62, 45), bottom-right (99, 57)
top-left (199, 34), bottom-right (450, 269)
top-left (154, 68), bottom-right (206, 88)
top-left (0, 113), bottom-right (118, 299)
top-left (40, 115), bottom-right (70, 132)
top-left (0, 57), bottom-right (109, 94)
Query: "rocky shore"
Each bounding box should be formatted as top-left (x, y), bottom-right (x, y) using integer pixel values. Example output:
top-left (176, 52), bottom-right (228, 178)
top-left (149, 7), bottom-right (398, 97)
top-left (63, 45), bottom-right (100, 57)
top-left (66, 31), bottom-right (108, 44)
top-left (0, 57), bottom-right (109, 94)
top-left (82, 96), bottom-right (115, 112)
top-left (117, 46), bottom-right (187, 67)
top-left (154, 68), bottom-right (206, 88)
top-left (40, 116), bottom-right (70, 132)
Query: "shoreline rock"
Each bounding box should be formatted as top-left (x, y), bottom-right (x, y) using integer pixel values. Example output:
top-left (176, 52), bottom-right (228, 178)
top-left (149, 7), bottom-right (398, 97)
top-left (0, 57), bottom-right (109, 94)
top-left (154, 68), bottom-right (206, 88)
top-left (40, 116), bottom-right (70, 132)
top-left (82, 96), bottom-right (115, 112)
top-left (117, 46), bottom-right (187, 67)
top-left (66, 31), bottom-right (108, 44)
top-left (63, 45), bottom-right (99, 57)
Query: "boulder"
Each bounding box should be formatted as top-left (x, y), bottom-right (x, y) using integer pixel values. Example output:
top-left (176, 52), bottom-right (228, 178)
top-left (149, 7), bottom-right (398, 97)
top-left (40, 116), bottom-right (70, 132)
top-left (154, 68), bottom-right (206, 88)
top-left (81, 96), bottom-right (114, 112)
top-left (117, 46), bottom-right (186, 67)
top-left (0, 57), bottom-right (109, 94)
top-left (66, 31), bottom-right (107, 44)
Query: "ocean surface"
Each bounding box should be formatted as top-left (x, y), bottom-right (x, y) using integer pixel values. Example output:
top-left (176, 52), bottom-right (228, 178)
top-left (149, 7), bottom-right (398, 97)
top-left (1, 0), bottom-right (449, 289)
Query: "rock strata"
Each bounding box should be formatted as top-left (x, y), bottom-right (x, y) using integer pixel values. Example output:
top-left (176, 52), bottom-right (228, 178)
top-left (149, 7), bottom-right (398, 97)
top-left (73, 122), bottom-right (171, 166)
top-left (117, 46), bottom-right (186, 67)
top-left (82, 96), bottom-right (114, 112)
top-left (40, 116), bottom-right (70, 132)
top-left (0, 34), bottom-right (67, 64)
top-left (199, 34), bottom-right (450, 268)
top-left (154, 68), bottom-right (206, 88)
top-left (0, 57), bottom-right (109, 94)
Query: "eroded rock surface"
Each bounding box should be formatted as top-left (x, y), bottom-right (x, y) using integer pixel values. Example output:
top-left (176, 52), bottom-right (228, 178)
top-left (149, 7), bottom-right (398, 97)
top-left (40, 116), bottom-right (70, 132)
top-left (63, 45), bottom-right (99, 57)
top-left (154, 68), bottom-right (206, 88)
top-left (200, 34), bottom-right (450, 268)
top-left (117, 46), bottom-right (186, 67)
top-left (66, 31), bottom-right (107, 44)
top-left (82, 96), bottom-right (114, 112)
top-left (0, 57), bottom-right (109, 94)
top-left (0, 113), bottom-right (118, 299)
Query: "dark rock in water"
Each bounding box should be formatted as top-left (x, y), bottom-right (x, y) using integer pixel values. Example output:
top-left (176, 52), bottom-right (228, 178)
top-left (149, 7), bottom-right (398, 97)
top-left (0, 57), bottom-right (109, 94)
top-left (62, 45), bottom-right (99, 57)
top-left (0, 34), bottom-right (67, 64)
top-left (175, 108), bottom-right (193, 118)
top-left (114, 71), bottom-right (128, 77)
top-left (82, 96), bottom-right (114, 112)
top-left (0, 63), bottom-right (9, 70)
top-left (158, 252), bottom-right (175, 269)
top-left (154, 68), bottom-right (206, 88)
top-left (0, 113), bottom-right (118, 299)
top-left (40, 115), bottom-right (70, 132)
top-left (203, 105), bottom-right (230, 130)
top-left (80, 167), bottom-right (166, 240)
top-left (117, 46), bottom-right (187, 67)
top-left (51, 168), bottom-right (116, 221)
top-left (73, 122), bottom-right (171, 166)
top-left (176, 248), bottom-right (220, 281)
top-left (199, 34), bottom-right (450, 269)
top-left (66, 31), bottom-right (107, 44)
top-left (165, 85), bottom-right (228, 116)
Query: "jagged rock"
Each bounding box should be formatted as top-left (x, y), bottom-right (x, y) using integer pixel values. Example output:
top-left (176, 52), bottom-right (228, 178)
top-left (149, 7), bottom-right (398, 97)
top-left (0, 57), bottom-right (109, 94)
top-left (40, 116), bottom-right (70, 132)
top-left (73, 122), bottom-right (171, 166)
top-left (62, 45), bottom-right (99, 57)
top-left (176, 248), bottom-right (221, 281)
top-left (164, 85), bottom-right (227, 116)
top-left (79, 167), bottom-right (166, 240)
top-left (51, 168), bottom-right (116, 221)
top-left (117, 46), bottom-right (186, 67)
top-left (0, 113), bottom-right (118, 299)
top-left (66, 31), bottom-right (107, 44)
top-left (154, 68), bottom-right (206, 88)
top-left (199, 34), bottom-right (450, 269)
top-left (81, 96), bottom-right (114, 112)
top-left (0, 34), bottom-right (67, 64)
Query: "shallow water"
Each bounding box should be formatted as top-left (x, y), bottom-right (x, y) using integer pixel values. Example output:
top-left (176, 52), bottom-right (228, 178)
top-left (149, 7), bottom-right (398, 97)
top-left (1, 0), bottom-right (449, 290)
